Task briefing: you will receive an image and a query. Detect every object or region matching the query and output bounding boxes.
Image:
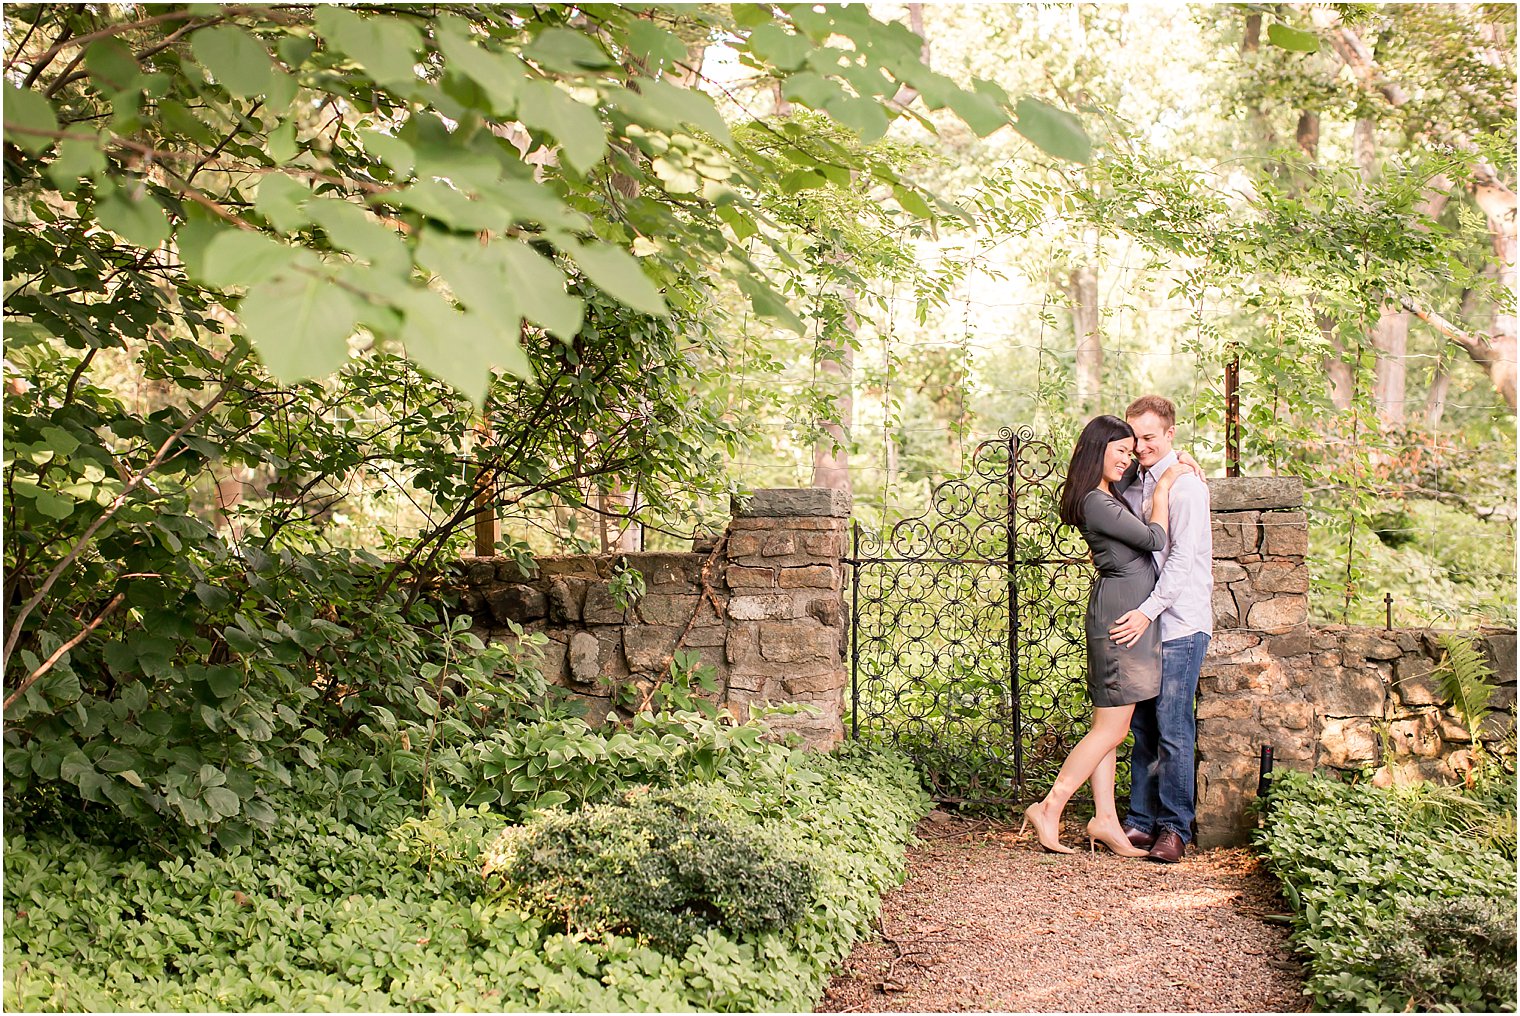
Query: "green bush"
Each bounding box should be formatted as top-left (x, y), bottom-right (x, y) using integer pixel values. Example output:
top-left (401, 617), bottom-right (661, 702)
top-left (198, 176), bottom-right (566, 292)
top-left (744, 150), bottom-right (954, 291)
top-left (5, 729), bottom-right (931, 1012)
top-left (1370, 896), bottom-right (1518, 1012)
top-left (1255, 768), bottom-right (1517, 1012)
top-left (484, 784), bottom-right (819, 950)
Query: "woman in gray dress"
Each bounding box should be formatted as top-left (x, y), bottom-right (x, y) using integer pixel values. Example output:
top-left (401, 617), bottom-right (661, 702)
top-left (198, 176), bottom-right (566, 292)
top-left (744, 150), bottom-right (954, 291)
top-left (1020, 415), bottom-right (1187, 855)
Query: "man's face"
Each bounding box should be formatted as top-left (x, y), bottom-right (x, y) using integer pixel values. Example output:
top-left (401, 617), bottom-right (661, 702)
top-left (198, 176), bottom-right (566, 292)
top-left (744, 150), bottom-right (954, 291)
top-left (1127, 410), bottom-right (1175, 469)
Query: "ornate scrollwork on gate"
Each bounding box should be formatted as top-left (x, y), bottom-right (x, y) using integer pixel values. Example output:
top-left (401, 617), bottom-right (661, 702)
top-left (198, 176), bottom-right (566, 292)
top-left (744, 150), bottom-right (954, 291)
top-left (848, 427), bottom-right (1110, 804)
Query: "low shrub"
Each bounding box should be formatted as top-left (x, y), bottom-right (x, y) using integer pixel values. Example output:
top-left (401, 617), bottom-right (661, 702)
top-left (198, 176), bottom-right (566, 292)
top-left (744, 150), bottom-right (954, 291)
top-left (483, 784), bottom-right (820, 950)
top-left (1255, 768), bottom-right (1517, 1012)
top-left (1369, 895), bottom-right (1517, 1012)
top-left (4, 729), bottom-right (930, 1012)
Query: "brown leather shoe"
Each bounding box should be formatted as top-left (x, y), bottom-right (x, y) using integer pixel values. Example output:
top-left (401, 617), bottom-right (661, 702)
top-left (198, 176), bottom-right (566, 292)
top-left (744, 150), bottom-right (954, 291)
top-left (1123, 826), bottom-right (1156, 850)
top-left (1145, 828), bottom-right (1186, 863)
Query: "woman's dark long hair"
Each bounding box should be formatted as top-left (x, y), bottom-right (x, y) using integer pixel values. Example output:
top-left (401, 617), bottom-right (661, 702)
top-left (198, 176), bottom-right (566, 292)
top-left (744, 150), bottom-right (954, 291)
top-left (1058, 415), bottom-right (1136, 527)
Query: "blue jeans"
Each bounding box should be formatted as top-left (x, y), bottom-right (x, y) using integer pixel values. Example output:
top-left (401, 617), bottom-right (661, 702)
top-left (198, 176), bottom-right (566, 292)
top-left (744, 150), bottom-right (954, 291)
top-left (1125, 631), bottom-right (1210, 844)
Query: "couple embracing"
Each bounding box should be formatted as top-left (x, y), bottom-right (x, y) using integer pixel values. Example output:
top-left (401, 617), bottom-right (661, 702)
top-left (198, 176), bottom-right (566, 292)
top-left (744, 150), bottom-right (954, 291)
top-left (1021, 395), bottom-right (1213, 863)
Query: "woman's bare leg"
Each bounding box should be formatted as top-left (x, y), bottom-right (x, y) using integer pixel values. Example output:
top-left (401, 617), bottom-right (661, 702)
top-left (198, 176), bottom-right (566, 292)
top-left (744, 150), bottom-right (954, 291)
top-left (1025, 705), bottom-right (1135, 849)
top-left (1091, 747), bottom-right (1120, 827)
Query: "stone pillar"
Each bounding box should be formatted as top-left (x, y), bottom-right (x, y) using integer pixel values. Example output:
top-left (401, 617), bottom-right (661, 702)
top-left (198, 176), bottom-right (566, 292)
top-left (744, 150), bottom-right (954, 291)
top-left (1195, 476), bottom-right (1311, 847)
top-left (722, 488), bottom-right (851, 749)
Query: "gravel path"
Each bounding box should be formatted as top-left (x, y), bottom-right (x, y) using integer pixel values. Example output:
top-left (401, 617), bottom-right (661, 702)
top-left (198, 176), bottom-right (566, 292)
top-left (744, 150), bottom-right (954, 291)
top-left (819, 813), bottom-right (1309, 1013)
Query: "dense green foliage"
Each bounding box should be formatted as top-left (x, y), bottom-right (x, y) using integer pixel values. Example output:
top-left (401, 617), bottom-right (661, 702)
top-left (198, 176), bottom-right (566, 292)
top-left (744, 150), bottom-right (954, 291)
top-left (1, 4), bottom-right (1092, 808)
top-left (484, 784), bottom-right (820, 950)
top-left (5, 724), bottom-right (930, 1012)
top-left (792, 5), bottom-right (1515, 629)
top-left (2, 3), bottom-right (1084, 397)
top-left (1255, 768), bottom-right (1517, 1013)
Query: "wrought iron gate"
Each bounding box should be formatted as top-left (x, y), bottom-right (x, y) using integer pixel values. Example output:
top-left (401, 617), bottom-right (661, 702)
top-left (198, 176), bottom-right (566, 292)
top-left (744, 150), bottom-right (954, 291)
top-left (845, 427), bottom-right (1105, 804)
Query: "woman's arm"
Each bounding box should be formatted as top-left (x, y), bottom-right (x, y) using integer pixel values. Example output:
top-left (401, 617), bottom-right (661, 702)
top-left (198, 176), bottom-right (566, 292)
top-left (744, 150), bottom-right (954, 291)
top-left (1084, 492), bottom-right (1166, 552)
top-left (1109, 463), bottom-right (1190, 647)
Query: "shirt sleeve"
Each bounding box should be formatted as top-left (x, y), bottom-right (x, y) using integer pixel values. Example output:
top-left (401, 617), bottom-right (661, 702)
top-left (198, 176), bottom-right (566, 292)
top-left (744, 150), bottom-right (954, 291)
top-left (1083, 492), bottom-right (1166, 553)
top-left (1137, 476), bottom-right (1210, 622)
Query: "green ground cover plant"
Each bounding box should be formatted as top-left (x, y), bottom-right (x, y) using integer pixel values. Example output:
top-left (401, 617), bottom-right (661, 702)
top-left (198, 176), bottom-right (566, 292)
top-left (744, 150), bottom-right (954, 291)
top-left (1255, 766), bottom-right (1517, 1013)
top-left (4, 720), bottom-right (930, 1012)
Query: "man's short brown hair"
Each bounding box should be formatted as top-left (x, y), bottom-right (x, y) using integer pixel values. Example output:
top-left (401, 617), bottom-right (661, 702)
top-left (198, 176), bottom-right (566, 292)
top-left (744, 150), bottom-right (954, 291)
top-left (1125, 394), bottom-right (1176, 428)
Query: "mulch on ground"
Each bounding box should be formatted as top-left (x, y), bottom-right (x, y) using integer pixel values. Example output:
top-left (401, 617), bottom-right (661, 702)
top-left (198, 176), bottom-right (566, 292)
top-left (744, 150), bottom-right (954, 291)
top-left (818, 812), bottom-right (1309, 1014)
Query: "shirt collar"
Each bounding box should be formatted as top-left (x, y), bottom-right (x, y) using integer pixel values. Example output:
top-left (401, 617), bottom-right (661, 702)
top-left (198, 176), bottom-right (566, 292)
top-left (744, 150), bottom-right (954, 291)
top-left (1145, 450), bottom-right (1178, 482)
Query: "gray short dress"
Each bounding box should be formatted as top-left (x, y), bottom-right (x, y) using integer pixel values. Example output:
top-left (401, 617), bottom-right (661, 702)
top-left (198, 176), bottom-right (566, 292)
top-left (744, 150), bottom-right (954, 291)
top-left (1078, 489), bottom-right (1164, 707)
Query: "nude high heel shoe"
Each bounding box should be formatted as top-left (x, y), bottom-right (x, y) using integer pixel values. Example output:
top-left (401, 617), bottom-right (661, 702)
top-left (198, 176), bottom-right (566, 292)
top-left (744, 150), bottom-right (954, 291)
top-left (1086, 818), bottom-right (1149, 857)
top-left (1019, 800), bottom-right (1074, 854)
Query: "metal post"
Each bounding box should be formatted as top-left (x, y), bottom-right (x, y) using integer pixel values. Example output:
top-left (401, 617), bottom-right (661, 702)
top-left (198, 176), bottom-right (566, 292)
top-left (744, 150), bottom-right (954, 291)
top-left (1385, 592), bottom-right (1394, 630)
top-left (849, 520), bottom-right (861, 741)
top-left (1225, 355), bottom-right (1241, 478)
top-left (1257, 744), bottom-right (1274, 798)
top-left (1007, 431), bottom-right (1022, 794)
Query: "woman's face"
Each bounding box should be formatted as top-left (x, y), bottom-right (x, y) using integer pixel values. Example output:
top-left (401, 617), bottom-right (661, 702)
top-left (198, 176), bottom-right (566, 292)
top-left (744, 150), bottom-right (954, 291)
top-left (1103, 437), bottom-right (1135, 484)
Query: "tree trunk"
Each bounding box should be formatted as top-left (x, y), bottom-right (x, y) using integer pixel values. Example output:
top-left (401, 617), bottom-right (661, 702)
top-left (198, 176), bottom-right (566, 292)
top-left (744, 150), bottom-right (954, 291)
top-left (1296, 111), bottom-right (1320, 158)
top-left (1314, 8), bottom-right (1518, 411)
top-left (1319, 313), bottom-right (1355, 411)
top-left (811, 3), bottom-right (926, 493)
top-left (1424, 272), bottom-right (1492, 428)
top-left (1068, 255), bottom-right (1102, 411)
top-left (1369, 308), bottom-right (1410, 425)
top-left (1370, 178), bottom-right (1453, 425)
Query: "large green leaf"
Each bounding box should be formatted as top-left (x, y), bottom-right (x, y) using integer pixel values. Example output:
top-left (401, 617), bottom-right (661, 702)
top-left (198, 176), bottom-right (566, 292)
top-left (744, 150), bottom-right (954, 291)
top-left (416, 231), bottom-right (502, 311)
top-left (519, 80), bottom-right (607, 175)
top-left (1267, 23), bottom-right (1320, 53)
top-left (437, 28), bottom-right (524, 116)
top-left (780, 71), bottom-right (845, 111)
top-left (96, 190), bottom-right (171, 248)
top-left (947, 88), bottom-right (1010, 139)
top-left (498, 241), bottom-right (584, 341)
top-left (239, 272), bottom-right (357, 382)
top-left (415, 233), bottom-right (536, 381)
top-left (305, 198), bottom-right (410, 277)
top-left (623, 19), bottom-right (688, 70)
top-left (749, 23), bottom-right (812, 71)
top-left (267, 119), bottom-right (297, 163)
top-left (202, 786), bottom-right (241, 818)
top-left (563, 241), bottom-right (667, 317)
top-left (198, 230), bottom-right (298, 288)
top-left (360, 130), bottom-right (415, 176)
top-left (386, 179), bottom-right (502, 231)
top-left (10, 478), bottom-right (76, 520)
top-left (3, 84), bottom-right (58, 152)
top-left (84, 38), bottom-right (142, 93)
top-left (522, 27), bottom-right (616, 73)
top-left (638, 78), bottom-right (735, 147)
top-left (316, 6), bottom-right (422, 87)
top-left (394, 288), bottom-right (495, 405)
top-left (736, 271), bottom-right (804, 334)
top-left (822, 93), bottom-right (889, 142)
top-left (1013, 96), bottom-right (1090, 164)
top-left (190, 26), bottom-right (276, 98)
top-left (493, 179), bottom-right (586, 232)
top-left (48, 136), bottom-right (106, 193)
top-left (254, 173), bottom-right (310, 232)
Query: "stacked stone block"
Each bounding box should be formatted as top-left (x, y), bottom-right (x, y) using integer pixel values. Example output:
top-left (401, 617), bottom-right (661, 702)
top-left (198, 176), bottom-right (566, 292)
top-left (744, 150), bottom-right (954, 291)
top-left (722, 487), bottom-right (851, 748)
top-left (1195, 476), bottom-right (1518, 847)
top-left (443, 488), bottom-right (850, 748)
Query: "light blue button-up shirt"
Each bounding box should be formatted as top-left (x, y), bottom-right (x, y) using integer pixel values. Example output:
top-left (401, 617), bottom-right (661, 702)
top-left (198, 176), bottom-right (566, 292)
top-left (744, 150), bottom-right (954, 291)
top-left (1122, 449), bottom-right (1214, 641)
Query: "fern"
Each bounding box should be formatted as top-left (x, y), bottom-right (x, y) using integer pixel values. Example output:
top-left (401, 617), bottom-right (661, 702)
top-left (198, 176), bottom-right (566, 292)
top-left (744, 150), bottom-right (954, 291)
top-left (1434, 633), bottom-right (1497, 747)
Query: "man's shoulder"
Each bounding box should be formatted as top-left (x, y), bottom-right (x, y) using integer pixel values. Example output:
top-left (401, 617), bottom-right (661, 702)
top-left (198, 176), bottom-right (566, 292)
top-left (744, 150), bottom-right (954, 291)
top-left (1172, 473), bottom-right (1210, 503)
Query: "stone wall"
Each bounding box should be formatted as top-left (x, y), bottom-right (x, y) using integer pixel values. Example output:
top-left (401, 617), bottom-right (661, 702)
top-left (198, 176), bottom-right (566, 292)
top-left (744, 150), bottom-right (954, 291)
top-left (1196, 476), bottom-right (1518, 847)
top-left (444, 488), bottom-right (850, 748)
top-left (444, 478), bottom-right (1516, 839)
